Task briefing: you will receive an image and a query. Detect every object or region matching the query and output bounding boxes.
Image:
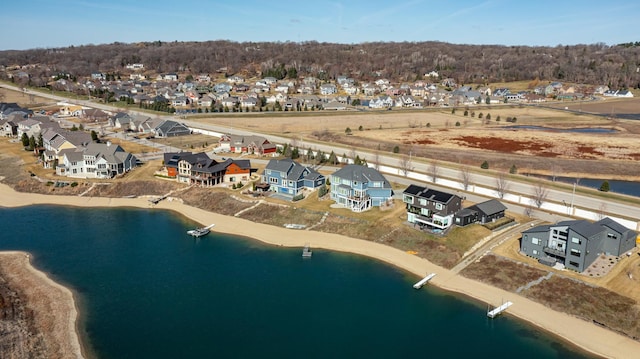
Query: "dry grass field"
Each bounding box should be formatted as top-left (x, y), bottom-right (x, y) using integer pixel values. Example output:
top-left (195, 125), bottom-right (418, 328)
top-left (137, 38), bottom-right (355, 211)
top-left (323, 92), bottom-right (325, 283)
top-left (189, 99), bottom-right (640, 180)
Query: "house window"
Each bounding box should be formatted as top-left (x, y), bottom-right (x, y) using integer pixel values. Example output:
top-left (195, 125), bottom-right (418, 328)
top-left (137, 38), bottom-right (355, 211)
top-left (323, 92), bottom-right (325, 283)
top-left (569, 261), bottom-right (579, 267)
top-left (435, 203), bottom-right (444, 210)
top-left (403, 195), bottom-right (414, 204)
top-left (570, 249), bottom-right (581, 257)
top-left (420, 208), bottom-right (430, 216)
top-left (269, 177), bottom-right (278, 184)
top-left (419, 199), bottom-right (427, 206)
top-left (531, 238), bottom-right (540, 245)
top-left (607, 233), bottom-right (617, 239)
top-left (571, 237), bottom-right (582, 245)
top-left (532, 249), bottom-right (539, 255)
top-left (288, 181), bottom-right (294, 187)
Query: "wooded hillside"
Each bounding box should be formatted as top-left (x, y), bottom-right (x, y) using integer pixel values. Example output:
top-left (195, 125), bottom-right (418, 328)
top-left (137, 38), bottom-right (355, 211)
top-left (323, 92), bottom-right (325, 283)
top-left (1, 40), bottom-right (639, 88)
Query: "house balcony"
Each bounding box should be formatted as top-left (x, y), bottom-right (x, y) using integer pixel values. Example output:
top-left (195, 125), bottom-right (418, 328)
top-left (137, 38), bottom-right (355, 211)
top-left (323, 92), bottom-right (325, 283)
top-left (412, 214), bottom-right (448, 230)
top-left (543, 246), bottom-right (566, 258)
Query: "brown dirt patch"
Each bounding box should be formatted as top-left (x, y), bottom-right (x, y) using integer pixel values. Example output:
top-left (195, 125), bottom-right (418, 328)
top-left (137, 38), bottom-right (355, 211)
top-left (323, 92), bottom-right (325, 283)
top-left (523, 276), bottom-right (640, 340)
top-left (179, 188), bottom-right (257, 216)
top-left (460, 254), bottom-right (549, 292)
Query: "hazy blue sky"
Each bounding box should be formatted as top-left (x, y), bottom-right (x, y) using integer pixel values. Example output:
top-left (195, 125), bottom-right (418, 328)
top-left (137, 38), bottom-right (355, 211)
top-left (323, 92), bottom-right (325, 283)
top-left (2, 0), bottom-right (638, 50)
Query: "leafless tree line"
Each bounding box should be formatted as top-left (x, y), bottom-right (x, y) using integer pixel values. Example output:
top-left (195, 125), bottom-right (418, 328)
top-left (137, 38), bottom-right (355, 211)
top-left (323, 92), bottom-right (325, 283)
top-left (2, 41), bottom-right (639, 88)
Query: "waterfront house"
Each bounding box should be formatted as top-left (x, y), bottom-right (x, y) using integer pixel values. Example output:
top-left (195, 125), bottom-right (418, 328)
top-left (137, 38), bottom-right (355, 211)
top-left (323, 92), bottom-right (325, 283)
top-left (164, 152), bottom-right (251, 186)
top-left (454, 199), bottom-right (507, 227)
top-left (520, 217), bottom-right (637, 272)
top-left (330, 165), bottom-right (392, 212)
top-left (262, 158), bottom-right (325, 196)
top-left (402, 184), bottom-right (462, 230)
top-left (56, 142), bottom-right (137, 179)
top-left (221, 159), bottom-right (252, 183)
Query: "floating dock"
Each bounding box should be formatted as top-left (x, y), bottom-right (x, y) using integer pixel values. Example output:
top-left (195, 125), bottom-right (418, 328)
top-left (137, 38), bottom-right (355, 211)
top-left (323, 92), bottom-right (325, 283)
top-left (302, 243), bottom-right (312, 258)
top-left (487, 301), bottom-right (513, 318)
top-left (413, 273), bottom-right (436, 289)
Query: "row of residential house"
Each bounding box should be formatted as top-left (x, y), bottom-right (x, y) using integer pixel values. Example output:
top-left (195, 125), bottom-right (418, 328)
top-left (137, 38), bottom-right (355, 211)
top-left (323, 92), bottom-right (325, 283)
top-left (108, 112), bottom-right (191, 137)
top-left (0, 103), bottom-right (138, 179)
top-left (14, 59), bottom-right (630, 115)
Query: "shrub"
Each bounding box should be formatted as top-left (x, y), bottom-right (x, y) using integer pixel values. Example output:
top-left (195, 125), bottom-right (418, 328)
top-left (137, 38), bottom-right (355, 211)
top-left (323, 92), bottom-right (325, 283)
top-left (481, 161), bottom-right (489, 169)
top-left (70, 182), bottom-right (78, 187)
top-left (455, 121), bottom-right (461, 127)
top-left (292, 194), bottom-right (304, 201)
top-left (509, 165), bottom-right (517, 174)
top-left (392, 145), bottom-right (400, 153)
top-left (599, 180), bottom-right (610, 192)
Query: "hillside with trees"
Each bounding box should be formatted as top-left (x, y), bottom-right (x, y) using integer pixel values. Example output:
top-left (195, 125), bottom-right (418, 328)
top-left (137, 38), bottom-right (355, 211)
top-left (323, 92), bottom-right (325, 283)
top-left (1, 40), bottom-right (639, 88)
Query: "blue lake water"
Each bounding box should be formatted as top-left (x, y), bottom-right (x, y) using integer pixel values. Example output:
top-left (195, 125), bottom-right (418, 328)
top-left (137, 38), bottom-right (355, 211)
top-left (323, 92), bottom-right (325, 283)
top-left (503, 125), bottom-right (618, 133)
top-left (0, 205), bottom-right (600, 359)
top-left (524, 175), bottom-right (640, 197)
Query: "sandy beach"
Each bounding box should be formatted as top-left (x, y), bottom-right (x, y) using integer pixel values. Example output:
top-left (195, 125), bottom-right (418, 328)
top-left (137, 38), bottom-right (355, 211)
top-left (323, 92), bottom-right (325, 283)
top-left (0, 182), bottom-right (638, 358)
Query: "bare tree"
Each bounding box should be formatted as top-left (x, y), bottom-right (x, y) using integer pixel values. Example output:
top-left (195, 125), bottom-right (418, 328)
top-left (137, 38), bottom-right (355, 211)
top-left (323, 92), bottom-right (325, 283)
top-left (550, 165), bottom-right (561, 182)
top-left (429, 159), bottom-right (440, 183)
top-left (532, 183), bottom-right (549, 208)
top-left (597, 202), bottom-right (608, 220)
top-left (399, 154), bottom-right (413, 177)
top-left (372, 151), bottom-right (381, 171)
top-left (495, 172), bottom-right (510, 199)
top-left (349, 147), bottom-right (357, 164)
top-left (459, 165), bottom-right (473, 191)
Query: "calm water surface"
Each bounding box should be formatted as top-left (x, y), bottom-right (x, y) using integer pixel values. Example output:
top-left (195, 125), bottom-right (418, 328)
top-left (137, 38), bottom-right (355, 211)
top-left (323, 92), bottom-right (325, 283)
top-left (0, 206), bottom-right (600, 359)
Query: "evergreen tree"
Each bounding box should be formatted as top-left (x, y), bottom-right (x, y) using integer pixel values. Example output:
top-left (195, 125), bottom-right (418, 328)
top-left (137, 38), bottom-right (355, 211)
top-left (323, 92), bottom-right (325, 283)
top-left (481, 161), bottom-right (489, 169)
top-left (28, 135), bottom-right (36, 150)
top-left (599, 180), bottom-right (610, 192)
top-left (21, 133), bottom-right (29, 147)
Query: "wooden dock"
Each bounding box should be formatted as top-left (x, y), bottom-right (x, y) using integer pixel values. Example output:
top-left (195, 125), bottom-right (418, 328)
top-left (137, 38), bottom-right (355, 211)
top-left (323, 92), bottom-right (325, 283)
top-left (413, 273), bottom-right (436, 289)
top-left (487, 301), bottom-right (513, 318)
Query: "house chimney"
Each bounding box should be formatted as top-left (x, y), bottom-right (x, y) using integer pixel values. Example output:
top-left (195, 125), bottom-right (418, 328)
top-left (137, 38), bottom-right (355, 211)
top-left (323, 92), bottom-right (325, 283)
top-left (106, 141), bottom-right (111, 147)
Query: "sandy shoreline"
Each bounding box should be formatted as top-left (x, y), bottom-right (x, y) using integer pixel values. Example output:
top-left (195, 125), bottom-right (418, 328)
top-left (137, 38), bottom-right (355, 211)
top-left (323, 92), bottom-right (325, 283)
top-left (0, 251), bottom-right (83, 359)
top-left (0, 183), bottom-right (638, 358)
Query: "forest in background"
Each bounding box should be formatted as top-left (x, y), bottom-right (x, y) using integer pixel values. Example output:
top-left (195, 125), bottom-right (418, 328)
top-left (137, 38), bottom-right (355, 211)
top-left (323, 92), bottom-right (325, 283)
top-left (1, 40), bottom-right (639, 88)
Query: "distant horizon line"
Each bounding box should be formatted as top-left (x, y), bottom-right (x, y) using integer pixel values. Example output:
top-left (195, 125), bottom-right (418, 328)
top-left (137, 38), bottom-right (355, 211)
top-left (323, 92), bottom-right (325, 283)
top-left (3, 38), bottom-right (632, 52)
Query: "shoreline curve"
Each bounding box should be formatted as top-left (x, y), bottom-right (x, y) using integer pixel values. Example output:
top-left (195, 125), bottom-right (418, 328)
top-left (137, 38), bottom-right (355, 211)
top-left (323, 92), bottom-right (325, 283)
top-left (0, 182), bottom-right (637, 358)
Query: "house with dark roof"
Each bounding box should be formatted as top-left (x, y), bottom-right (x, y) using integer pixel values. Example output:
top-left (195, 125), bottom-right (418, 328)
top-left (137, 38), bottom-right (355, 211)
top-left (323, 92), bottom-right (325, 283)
top-left (330, 165), bottom-right (392, 212)
top-left (520, 217), bottom-right (637, 272)
top-left (154, 120), bottom-right (191, 137)
top-left (262, 158), bottom-right (325, 196)
top-left (454, 199), bottom-right (508, 227)
top-left (163, 152), bottom-right (252, 187)
top-left (402, 184), bottom-right (462, 230)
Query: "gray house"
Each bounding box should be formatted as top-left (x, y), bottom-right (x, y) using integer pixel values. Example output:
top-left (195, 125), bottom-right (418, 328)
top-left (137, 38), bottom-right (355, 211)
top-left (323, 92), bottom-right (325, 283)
top-left (454, 199), bottom-right (507, 227)
top-left (330, 165), bottom-right (392, 212)
top-left (521, 217), bottom-right (637, 272)
top-left (262, 158), bottom-right (325, 196)
top-left (402, 184), bottom-right (462, 230)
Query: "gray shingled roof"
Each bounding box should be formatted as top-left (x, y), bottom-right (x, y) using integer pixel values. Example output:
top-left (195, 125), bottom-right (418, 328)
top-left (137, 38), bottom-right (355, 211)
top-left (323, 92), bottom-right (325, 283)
top-left (596, 217), bottom-right (631, 234)
top-left (471, 199), bottom-right (507, 216)
top-left (332, 164), bottom-right (390, 188)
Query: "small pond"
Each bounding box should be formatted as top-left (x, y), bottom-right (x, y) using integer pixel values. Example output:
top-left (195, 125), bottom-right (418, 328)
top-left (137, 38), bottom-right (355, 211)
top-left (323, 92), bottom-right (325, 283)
top-left (503, 125), bottom-right (618, 133)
